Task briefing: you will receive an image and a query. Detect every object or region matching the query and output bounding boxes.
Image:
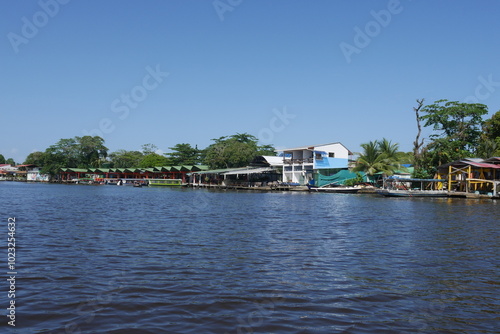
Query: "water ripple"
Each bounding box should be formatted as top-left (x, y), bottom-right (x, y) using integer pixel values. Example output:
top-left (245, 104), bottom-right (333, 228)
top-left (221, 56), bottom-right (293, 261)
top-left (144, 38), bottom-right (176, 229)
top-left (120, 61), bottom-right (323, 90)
top-left (1, 183), bottom-right (498, 333)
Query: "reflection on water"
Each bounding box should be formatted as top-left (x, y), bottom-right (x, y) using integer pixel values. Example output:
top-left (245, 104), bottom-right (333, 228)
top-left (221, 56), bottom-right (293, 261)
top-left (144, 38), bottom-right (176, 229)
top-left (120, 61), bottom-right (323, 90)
top-left (0, 182), bottom-right (498, 333)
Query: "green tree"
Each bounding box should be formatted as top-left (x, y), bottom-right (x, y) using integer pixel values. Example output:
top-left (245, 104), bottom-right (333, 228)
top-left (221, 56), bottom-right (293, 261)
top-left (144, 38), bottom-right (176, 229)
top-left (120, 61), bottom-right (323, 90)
top-left (40, 136), bottom-right (108, 175)
top-left (24, 151), bottom-right (45, 165)
top-left (479, 110), bottom-right (500, 157)
top-left (476, 138), bottom-right (499, 159)
top-left (203, 133), bottom-right (275, 169)
top-left (167, 143), bottom-right (200, 165)
top-left (6, 158), bottom-right (15, 166)
top-left (138, 153), bottom-right (170, 168)
top-left (378, 138), bottom-right (400, 162)
top-left (420, 99), bottom-right (488, 165)
top-left (352, 140), bottom-right (400, 177)
top-left (109, 150), bottom-right (144, 168)
top-left (257, 144), bottom-right (277, 156)
top-left (77, 136), bottom-right (108, 167)
top-left (395, 151), bottom-right (413, 165)
top-left (482, 110), bottom-right (500, 140)
top-left (43, 138), bottom-right (80, 175)
top-left (0, 154), bottom-right (5, 164)
top-left (141, 143), bottom-right (158, 155)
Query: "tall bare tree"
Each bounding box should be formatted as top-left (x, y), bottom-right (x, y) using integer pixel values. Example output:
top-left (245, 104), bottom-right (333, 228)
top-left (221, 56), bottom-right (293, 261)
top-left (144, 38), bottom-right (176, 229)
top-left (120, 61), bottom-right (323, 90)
top-left (412, 99), bottom-right (425, 171)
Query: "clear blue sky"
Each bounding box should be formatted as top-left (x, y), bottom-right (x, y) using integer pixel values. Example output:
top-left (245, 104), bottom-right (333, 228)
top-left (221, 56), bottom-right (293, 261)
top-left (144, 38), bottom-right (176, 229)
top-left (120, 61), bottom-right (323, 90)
top-left (2, 0), bottom-right (500, 163)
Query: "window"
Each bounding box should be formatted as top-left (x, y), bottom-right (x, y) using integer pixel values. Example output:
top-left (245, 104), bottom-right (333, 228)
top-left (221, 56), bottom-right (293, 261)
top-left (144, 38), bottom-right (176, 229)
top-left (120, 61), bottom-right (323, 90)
top-left (315, 153), bottom-right (323, 160)
top-left (329, 152), bottom-right (335, 158)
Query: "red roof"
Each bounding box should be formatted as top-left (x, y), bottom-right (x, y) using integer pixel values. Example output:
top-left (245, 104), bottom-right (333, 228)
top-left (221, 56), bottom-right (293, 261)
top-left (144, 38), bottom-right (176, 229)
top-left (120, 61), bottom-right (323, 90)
top-left (468, 162), bottom-right (500, 169)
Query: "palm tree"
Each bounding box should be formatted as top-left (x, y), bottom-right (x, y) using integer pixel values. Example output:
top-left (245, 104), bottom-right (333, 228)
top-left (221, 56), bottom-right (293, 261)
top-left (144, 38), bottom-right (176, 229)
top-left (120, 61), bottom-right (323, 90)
top-left (378, 137), bottom-right (402, 172)
top-left (378, 138), bottom-right (399, 160)
top-left (353, 140), bottom-right (400, 180)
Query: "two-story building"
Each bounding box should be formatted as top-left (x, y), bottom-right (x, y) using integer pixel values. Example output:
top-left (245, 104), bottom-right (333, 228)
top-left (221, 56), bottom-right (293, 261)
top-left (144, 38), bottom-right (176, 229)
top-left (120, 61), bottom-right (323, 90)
top-left (278, 142), bottom-right (352, 185)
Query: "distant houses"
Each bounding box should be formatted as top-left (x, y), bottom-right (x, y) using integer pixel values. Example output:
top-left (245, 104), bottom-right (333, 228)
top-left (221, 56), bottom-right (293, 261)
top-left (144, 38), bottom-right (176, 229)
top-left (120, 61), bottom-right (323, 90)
top-left (7, 140), bottom-right (500, 198)
top-left (1, 141), bottom-right (355, 187)
top-left (59, 165), bottom-right (209, 183)
top-left (0, 164), bottom-right (50, 182)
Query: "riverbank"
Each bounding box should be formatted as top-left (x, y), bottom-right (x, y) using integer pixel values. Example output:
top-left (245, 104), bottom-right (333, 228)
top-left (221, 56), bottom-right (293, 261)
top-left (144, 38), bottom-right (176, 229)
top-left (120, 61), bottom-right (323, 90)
top-left (3, 179), bottom-right (499, 199)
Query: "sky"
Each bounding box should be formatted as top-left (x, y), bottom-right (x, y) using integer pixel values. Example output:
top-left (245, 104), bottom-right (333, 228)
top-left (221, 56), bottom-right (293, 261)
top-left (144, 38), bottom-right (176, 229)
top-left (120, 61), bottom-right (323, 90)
top-left (2, 0), bottom-right (500, 163)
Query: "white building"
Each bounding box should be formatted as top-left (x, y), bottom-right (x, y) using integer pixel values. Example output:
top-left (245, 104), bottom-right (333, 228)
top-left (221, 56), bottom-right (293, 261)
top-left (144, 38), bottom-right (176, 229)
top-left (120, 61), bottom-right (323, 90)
top-left (277, 142), bottom-right (352, 185)
top-left (17, 165), bottom-right (50, 182)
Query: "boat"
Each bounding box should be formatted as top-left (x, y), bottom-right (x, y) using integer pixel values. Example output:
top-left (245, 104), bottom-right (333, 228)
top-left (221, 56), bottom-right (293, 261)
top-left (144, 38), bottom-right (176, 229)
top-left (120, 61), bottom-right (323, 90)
top-left (148, 179), bottom-right (183, 186)
top-left (109, 179), bottom-right (148, 186)
top-left (307, 184), bottom-right (360, 193)
top-left (377, 189), bottom-right (447, 197)
top-left (378, 177), bottom-right (447, 197)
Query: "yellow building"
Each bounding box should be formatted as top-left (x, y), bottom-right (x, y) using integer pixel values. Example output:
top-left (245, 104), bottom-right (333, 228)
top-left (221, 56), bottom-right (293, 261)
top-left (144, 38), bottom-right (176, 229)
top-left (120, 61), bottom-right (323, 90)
top-left (437, 158), bottom-right (500, 196)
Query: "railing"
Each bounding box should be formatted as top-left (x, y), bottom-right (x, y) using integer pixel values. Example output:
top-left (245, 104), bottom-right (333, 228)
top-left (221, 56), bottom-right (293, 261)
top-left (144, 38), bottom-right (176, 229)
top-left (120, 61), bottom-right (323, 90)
top-left (283, 158), bottom-right (314, 164)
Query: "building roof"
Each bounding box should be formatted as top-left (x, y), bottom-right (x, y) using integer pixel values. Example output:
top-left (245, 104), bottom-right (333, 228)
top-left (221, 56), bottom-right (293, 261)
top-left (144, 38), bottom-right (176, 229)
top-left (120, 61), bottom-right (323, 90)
top-left (483, 157), bottom-right (500, 164)
top-left (250, 155), bottom-right (284, 167)
top-left (276, 142), bottom-right (352, 154)
top-left (223, 167), bottom-right (276, 175)
top-left (438, 158), bottom-right (500, 170)
top-left (191, 167), bottom-right (248, 175)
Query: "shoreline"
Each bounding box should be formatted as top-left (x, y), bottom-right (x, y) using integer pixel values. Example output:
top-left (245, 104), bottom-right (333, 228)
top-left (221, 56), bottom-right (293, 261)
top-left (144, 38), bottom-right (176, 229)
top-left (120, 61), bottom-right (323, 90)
top-left (2, 179), bottom-right (499, 199)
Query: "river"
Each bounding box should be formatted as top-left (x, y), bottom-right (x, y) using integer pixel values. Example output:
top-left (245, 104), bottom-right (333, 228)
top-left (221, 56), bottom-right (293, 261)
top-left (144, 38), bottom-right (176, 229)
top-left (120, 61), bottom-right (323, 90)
top-left (1, 182), bottom-right (498, 333)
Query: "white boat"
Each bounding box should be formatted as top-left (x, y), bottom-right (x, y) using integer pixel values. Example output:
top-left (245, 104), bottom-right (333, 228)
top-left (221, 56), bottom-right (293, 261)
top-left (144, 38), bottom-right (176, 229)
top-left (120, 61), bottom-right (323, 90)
top-left (377, 189), bottom-right (447, 197)
top-left (378, 177), bottom-right (447, 197)
top-left (307, 185), bottom-right (360, 193)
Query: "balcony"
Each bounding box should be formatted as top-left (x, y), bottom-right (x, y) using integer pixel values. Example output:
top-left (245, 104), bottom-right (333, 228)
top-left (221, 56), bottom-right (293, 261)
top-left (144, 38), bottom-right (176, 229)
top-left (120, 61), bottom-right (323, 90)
top-left (283, 158), bottom-right (314, 164)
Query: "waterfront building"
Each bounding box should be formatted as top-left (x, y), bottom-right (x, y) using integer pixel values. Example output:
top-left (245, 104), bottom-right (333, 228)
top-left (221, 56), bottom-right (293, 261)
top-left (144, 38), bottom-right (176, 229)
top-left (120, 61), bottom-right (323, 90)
top-left (277, 142), bottom-right (353, 185)
top-left (189, 156), bottom-right (283, 187)
top-left (437, 157), bottom-right (500, 196)
top-left (18, 165), bottom-right (50, 182)
top-left (0, 164), bottom-right (21, 181)
top-left (58, 165), bottom-right (209, 183)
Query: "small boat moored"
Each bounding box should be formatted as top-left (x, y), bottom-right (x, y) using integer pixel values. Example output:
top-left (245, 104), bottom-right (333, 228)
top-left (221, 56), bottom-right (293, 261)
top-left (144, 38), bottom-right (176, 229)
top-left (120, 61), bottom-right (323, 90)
top-left (377, 189), bottom-right (448, 197)
top-left (308, 185), bottom-right (360, 193)
top-left (148, 179), bottom-right (183, 186)
top-left (378, 177), bottom-right (447, 197)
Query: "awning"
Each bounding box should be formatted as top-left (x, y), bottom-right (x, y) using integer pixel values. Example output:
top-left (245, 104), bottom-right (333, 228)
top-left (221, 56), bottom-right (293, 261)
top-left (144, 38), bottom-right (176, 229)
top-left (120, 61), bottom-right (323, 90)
top-left (388, 177), bottom-right (444, 182)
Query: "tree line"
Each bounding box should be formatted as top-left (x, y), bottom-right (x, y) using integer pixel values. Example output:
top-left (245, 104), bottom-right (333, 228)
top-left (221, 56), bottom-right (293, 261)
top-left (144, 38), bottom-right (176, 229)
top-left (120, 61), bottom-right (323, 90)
top-left (9, 99), bottom-right (500, 179)
top-left (21, 133), bottom-right (276, 176)
top-left (353, 99), bottom-right (500, 178)
top-left (0, 155), bottom-right (16, 166)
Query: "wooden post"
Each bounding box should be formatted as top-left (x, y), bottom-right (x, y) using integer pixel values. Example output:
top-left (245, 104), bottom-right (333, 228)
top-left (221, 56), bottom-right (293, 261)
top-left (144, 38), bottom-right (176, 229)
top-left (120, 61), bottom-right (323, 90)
top-left (448, 166), bottom-right (452, 191)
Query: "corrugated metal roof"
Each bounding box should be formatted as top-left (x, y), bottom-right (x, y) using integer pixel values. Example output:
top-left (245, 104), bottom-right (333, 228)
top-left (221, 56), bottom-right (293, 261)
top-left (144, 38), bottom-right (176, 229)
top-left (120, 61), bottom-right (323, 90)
top-left (192, 167), bottom-right (248, 175)
top-left (468, 162), bottom-right (500, 169)
top-left (276, 142), bottom-right (352, 154)
top-left (261, 156), bottom-right (284, 166)
top-left (223, 167), bottom-right (276, 175)
top-left (439, 159), bottom-right (500, 169)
